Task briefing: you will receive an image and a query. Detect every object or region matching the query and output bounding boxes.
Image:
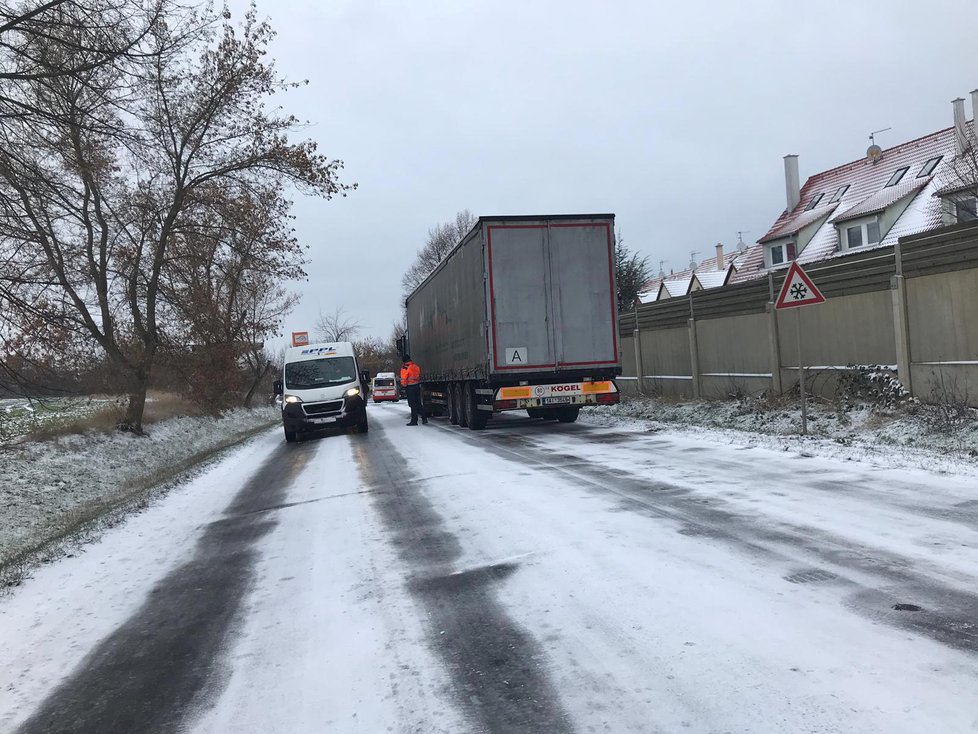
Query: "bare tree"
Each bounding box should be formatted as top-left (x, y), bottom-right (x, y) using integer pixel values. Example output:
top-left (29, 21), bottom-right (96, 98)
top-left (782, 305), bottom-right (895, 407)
top-left (401, 209), bottom-right (476, 298)
top-left (316, 306), bottom-right (362, 343)
top-left (0, 5), bottom-right (354, 432)
top-left (161, 183), bottom-right (304, 411)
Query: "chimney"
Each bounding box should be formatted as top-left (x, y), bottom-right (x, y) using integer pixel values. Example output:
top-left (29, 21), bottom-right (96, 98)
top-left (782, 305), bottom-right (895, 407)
top-left (953, 97), bottom-right (968, 154)
top-left (715, 243), bottom-right (724, 270)
top-left (784, 155), bottom-right (800, 211)
top-left (972, 88), bottom-right (978, 134)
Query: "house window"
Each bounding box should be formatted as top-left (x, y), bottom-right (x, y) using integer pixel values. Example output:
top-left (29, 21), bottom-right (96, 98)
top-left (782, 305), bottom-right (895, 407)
top-left (885, 167), bottom-right (909, 187)
top-left (805, 193), bottom-right (824, 211)
top-left (768, 242), bottom-right (796, 267)
top-left (956, 196), bottom-right (978, 222)
top-left (917, 156), bottom-right (942, 177)
top-left (828, 185), bottom-right (849, 203)
top-left (842, 217), bottom-right (881, 250)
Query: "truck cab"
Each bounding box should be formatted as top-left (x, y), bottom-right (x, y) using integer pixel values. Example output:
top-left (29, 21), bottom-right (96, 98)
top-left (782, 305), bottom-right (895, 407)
top-left (275, 342), bottom-right (369, 442)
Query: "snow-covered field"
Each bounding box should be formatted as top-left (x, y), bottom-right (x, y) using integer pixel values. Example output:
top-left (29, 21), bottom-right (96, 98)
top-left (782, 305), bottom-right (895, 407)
top-left (582, 394), bottom-right (978, 477)
top-left (0, 406), bottom-right (278, 571)
top-left (2, 403), bottom-right (978, 733)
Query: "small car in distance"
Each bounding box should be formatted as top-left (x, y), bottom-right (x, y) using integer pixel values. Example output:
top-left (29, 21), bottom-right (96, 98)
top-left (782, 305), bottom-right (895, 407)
top-left (372, 372), bottom-right (400, 403)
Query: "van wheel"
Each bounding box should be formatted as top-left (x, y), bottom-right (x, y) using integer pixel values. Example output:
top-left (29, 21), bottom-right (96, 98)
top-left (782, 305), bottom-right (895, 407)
top-left (357, 418), bottom-right (369, 434)
top-left (284, 428), bottom-right (298, 443)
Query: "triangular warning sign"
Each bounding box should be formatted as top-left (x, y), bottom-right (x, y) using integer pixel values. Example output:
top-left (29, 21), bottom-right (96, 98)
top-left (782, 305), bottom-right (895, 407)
top-left (775, 261), bottom-right (826, 310)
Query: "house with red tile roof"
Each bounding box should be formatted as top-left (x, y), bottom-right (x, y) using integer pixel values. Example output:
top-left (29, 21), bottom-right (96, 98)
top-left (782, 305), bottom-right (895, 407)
top-left (733, 92), bottom-right (978, 283)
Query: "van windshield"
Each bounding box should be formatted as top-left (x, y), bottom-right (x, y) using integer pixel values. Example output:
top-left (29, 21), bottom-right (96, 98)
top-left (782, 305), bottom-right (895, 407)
top-left (285, 356), bottom-right (357, 390)
top-left (375, 378), bottom-right (395, 387)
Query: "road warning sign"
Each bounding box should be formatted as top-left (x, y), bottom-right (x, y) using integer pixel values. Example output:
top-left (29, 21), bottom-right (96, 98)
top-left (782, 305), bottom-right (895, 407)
top-left (775, 262), bottom-right (826, 310)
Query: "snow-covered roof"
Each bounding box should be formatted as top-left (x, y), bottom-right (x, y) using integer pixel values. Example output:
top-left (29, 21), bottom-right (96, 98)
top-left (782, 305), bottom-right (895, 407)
top-left (830, 179), bottom-right (928, 224)
top-left (759, 204), bottom-right (838, 243)
top-left (733, 120), bottom-right (974, 284)
top-left (639, 249), bottom-right (746, 302)
top-left (692, 268), bottom-right (733, 290)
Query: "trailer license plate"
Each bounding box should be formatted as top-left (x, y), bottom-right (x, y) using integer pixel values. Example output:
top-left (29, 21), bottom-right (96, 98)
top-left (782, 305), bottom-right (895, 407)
top-left (543, 396), bottom-right (573, 405)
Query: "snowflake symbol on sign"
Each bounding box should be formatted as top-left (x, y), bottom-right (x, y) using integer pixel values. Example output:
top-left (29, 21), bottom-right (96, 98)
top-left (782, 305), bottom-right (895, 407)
top-left (790, 283), bottom-right (808, 300)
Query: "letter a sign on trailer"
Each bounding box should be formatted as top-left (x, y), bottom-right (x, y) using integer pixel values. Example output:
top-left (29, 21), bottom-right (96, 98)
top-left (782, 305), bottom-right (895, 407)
top-left (773, 261), bottom-right (826, 437)
top-left (775, 261), bottom-right (825, 310)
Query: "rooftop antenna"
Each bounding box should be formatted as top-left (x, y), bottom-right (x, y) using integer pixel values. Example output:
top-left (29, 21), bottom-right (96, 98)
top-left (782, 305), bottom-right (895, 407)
top-left (689, 250), bottom-right (699, 270)
top-left (736, 231), bottom-right (749, 252)
top-left (867, 127), bottom-right (890, 162)
top-left (658, 260), bottom-right (666, 279)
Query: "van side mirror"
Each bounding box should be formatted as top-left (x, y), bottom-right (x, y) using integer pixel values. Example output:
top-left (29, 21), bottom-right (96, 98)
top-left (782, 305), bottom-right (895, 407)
top-left (273, 380), bottom-right (283, 395)
top-left (359, 370), bottom-right (370, 386)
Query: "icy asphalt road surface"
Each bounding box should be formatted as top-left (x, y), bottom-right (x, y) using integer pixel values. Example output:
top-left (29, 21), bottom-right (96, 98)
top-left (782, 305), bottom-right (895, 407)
top-left (2, 405), bottom-right (978, 733)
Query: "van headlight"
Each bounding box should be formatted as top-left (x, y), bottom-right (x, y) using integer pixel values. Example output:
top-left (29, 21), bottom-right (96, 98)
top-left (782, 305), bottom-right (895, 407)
top-left (344, 387), bottom-right (361, 398)
top-left (283, 395), bottom-right (302, 404)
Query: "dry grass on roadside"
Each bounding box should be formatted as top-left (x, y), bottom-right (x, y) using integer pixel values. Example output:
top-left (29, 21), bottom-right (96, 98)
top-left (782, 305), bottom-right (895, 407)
top-left (143, 392), bottom-right (205, 424)
top-left (22, 392), bottom-right (208, 442)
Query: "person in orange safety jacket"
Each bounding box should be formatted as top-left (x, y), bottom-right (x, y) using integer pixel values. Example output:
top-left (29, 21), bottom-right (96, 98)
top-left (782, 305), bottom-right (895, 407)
top-left (400, 354), bottom-right (427, 425)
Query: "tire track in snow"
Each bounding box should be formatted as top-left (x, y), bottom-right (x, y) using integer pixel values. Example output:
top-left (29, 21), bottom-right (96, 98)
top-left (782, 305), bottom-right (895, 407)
top-left (15, 440), bottom-right (314, 734)
top-left (352, 421), bottom-right (574, 734)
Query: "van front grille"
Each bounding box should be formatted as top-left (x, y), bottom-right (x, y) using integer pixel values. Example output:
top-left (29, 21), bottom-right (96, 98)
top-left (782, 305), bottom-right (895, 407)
top-left (303, 400), bottom-right (344, 415)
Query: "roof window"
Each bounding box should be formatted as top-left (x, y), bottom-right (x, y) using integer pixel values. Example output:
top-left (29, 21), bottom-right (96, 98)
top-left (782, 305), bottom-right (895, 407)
top-left (884, 167), bottom-right (909, 188)
top-left (804, 193), bottom-right (825, 211)
top-left (917, 156), bottom-right (942, 177)
top-left (828, 185), bottom-right (849, 203)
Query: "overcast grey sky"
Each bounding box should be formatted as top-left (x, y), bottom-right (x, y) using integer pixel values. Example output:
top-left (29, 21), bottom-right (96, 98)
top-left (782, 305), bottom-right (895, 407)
top-left (234, 0), bottom-right (978, 343)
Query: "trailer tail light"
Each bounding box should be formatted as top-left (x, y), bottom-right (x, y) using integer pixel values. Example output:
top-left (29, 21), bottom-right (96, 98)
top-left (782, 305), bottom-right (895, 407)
top-left (494, 399), bottom-right (518, 410)
top-left (596, 392), bottom-right (620, 404)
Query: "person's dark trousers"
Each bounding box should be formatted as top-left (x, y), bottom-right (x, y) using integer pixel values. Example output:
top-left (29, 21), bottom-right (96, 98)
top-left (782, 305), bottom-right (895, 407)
top-left (406, 385), bottom-right (427, 425)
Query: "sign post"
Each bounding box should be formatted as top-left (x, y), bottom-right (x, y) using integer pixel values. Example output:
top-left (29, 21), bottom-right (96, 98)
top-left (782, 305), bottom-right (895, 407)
top-left (775, 261), bottom-right (826, 435)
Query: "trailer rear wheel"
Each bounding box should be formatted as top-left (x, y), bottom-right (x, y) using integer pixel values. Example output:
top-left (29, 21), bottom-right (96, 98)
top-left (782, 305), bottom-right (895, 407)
top-left (526, 408), bottom-right (542, 418)
top-left (464, 383), bottom-right (488, 430)
top-left (447, 383), bottom-right (460, 425)
top-left (455, 383), bottom-right (468, 428)
top-left (556, 407), bottom-right (580, 423)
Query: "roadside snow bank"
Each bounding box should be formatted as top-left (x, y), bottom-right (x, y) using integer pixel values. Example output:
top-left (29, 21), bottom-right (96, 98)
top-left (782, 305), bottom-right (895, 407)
top-left (582, 396), bottom-right (978, 476)
top-left (0, 407), bottom-right (278, 570)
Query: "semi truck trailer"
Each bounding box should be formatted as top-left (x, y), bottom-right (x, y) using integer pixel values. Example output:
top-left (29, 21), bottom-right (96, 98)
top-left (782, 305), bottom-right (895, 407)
top-left (403, 214), bottom-right (621, 430)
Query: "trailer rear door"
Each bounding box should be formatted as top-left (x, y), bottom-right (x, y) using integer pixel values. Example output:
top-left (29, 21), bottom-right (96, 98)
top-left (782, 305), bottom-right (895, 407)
top-left (486, 225), bottom-right (555, 371)
top-left (549, 223), bottom-right (619, 367)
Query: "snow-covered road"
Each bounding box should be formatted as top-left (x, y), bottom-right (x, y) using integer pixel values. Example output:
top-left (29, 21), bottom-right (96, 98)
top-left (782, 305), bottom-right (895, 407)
top-left (3, 403), bottom-right (978, 733)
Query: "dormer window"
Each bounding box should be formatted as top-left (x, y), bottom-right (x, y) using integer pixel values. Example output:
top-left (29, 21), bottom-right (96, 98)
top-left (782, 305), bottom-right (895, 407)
top-left (840, 217), bottom-right (881, 251)
top-left (828, 185), bottom-right (849, 203)
top-left (917, 156), bottom-right (942, 177)
top-left (956, 195), bottom-right (978, 222)
top-left (767, 241), bottom-right (797, 267)
top-left (804, 193), bottom-right (824, 211)
top-left (884, 167), bottom-right (909, 187)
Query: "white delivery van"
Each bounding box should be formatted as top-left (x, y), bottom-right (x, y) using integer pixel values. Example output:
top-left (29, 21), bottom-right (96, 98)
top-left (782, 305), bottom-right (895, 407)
top-left (274, 341), bottom-right (369, 442)
top-left (371, 372), bottom-right (399, 403)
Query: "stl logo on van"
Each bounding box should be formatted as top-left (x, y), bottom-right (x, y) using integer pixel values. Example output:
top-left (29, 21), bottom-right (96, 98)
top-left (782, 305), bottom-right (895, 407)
top-left (300, 347), bottom-right (337, 356)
